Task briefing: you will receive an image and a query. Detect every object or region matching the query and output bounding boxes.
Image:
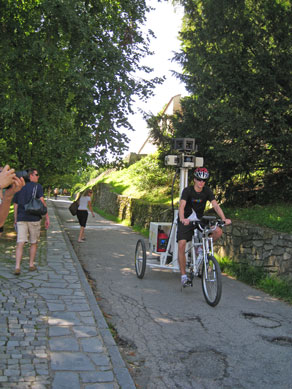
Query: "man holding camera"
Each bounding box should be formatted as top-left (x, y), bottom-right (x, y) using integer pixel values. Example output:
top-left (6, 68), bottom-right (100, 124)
top-left (13, 168), bottom-right (49, 275)
top-left (0, 165), bottom-right (25, 229)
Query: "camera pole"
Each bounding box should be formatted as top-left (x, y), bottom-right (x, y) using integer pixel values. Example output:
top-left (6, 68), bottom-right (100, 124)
top-left (179, 159), bottom-right (190, 196)
top-left (160, 139), bottom-right (203, 269)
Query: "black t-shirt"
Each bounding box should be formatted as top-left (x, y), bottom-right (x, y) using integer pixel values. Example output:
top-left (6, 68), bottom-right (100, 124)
top-left (180, 185), bottom-right (215, 219)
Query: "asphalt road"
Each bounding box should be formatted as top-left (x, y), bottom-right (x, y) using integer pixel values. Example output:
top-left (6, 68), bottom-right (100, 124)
top-left (54, 197), bottom-right (292, 389)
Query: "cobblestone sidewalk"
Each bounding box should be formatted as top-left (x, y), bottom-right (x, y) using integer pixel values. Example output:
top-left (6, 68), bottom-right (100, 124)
top-left (0, 201), bottom-right (135, 388)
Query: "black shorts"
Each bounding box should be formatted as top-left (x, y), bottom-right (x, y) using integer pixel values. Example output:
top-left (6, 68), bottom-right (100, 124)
top-left (77, 210), bottom-right (88, 227)
top-left (177, 220), bottom-right (195, 242)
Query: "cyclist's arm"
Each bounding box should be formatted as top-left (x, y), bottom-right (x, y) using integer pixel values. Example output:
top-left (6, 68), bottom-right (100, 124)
top-left (179, 199), bottom-right (190, 225)
top-left (211, 200), bottom-right (231, 225)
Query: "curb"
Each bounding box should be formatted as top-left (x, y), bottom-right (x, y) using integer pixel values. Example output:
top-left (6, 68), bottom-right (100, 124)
top-left (51, 201), bottom-right (135, 389)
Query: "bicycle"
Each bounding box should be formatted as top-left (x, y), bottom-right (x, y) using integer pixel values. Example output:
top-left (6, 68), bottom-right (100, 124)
top-left (184, 215), bottom-right (224, 306)
top-left (135, 215), bottom-right (225, 307)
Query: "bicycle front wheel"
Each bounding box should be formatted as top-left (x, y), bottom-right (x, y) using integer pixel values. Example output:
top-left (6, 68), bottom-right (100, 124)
top-left (201, 255), bottom-right (222, 307)
top-left (135, 239), bottom-right (147, 279)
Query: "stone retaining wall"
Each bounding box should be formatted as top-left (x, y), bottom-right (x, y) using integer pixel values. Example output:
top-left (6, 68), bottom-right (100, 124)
top-left (91, 183), bottom-right (292, 278)
top-left (217, 221), bottom-right (292, 279)
top-left (92, 183), bottom-right (173, 227)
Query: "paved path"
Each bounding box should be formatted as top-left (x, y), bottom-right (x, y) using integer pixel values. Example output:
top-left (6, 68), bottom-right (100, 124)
top-left (0, 200), bottom-right (135, 388)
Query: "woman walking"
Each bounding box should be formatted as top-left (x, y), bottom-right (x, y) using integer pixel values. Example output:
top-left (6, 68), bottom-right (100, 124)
top-left (76, 189), bottom-right (95, 242)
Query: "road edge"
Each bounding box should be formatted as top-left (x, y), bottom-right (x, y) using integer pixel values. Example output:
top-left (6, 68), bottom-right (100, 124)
top-left (50, 200), bottom-right (136, 389)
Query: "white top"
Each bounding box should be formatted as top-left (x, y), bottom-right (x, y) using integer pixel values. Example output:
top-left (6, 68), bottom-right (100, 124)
top-left (78, 196), bottom-right (91, 211)
top-left (187, 210), bottom-right (199, 222)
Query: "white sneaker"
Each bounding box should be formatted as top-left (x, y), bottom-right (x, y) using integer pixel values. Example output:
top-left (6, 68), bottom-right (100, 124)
top-left (181, 275), bottom-right (192, 287)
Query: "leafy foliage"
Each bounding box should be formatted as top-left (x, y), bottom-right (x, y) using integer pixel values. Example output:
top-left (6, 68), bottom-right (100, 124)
top-left (97, 153), bottom-right (179, 203)
top-left (0, 0), bottom-right (162, 185)
top-left (148, 0), bottom-right (292, 204)
top-left (127, 154), bottom-right (172, 191)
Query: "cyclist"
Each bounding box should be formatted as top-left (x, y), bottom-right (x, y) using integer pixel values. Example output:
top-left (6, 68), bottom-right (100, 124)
top-left (177, 167), bottom-right (231, 287)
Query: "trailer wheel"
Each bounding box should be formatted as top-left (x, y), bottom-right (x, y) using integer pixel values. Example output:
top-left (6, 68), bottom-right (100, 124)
top-left (135, 239), bottom-right (147, 279)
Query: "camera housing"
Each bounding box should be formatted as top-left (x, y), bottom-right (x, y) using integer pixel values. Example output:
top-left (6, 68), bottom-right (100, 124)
top-left (165, 138), bottom-right (203, 169)
top-left (173, 138), bottom-right (197, 153)
top-left (165, 155), bottom-right (204, 168)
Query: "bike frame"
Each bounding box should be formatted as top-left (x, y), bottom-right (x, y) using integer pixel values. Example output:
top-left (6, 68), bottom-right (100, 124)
top-left (187, 223), bottom-right (217, 277)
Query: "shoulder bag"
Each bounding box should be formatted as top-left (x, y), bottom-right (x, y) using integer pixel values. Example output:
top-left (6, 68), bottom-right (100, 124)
top-left (24, 185), bottom-right (47, 216)
top-left (69, 200), bottom-right (79, 216)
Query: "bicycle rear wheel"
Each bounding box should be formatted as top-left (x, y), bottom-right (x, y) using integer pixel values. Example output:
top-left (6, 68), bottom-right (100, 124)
top-left (201, 255), bottom-right (222, 307)
top-left (135, 239), bottom-right (147, 279)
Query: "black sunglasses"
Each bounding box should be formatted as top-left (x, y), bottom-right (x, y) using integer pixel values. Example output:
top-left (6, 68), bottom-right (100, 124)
top-left (195, 178), bottom-right (206, 182)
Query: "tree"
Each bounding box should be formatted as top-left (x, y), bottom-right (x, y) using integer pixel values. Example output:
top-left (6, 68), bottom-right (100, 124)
top-left (149, 0), bottom-right (292, 203)
top-left (0, 0), bottom-right (161, 184)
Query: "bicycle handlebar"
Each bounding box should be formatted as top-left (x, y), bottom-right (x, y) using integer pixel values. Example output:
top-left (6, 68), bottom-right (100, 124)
top-left (191, 217), bottom-right (226, 231)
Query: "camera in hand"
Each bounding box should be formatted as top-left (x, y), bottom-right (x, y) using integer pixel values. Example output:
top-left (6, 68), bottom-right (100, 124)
top-left (6, 170), bottom-right (30, 188)
top-left (15, 170), bottom-right (29, 181)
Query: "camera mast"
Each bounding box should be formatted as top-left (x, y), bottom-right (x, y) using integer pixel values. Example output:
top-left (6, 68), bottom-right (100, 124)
top-left (150, 138), bottom-right (204, 267)
top-left (164, 138), bottom-right (204, 194)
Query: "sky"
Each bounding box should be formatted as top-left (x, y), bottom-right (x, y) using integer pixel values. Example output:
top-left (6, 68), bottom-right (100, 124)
top-left (123, 0), bottom-right (187, 154)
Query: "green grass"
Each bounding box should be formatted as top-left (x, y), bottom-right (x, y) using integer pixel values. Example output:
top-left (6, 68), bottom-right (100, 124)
top-left (5, 207), bottom-right (16, 225)
top-left (218, 257), bottom-right (292, 304)
top-left (92, 206), bottom-right (130, 226)
top-left (93, 154), bottom-right (179, 205)
top-left (92, 206), bottom-right (149, 237)
top-left (221, 203), bottom-right (292, 234)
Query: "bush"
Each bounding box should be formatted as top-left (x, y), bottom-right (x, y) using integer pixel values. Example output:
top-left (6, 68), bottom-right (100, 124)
top-left (219, 257), bottom-right (266, 285)
top-left (218, 257), bottom-right (292, 304)
top-left (72, 183), bottom-right (84, 196)
top-left (128, 154), bottom-right (173, 191)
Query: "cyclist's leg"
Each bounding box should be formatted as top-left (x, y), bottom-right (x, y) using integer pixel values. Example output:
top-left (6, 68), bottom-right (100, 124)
top-left (178, 239), bottom-right (193, 287)
top-left (177, 221), bottom-right (194, 285)
top-left (210, 226), bottom-right (222, 242)
top-left (178, 239), bottom-right (187, 276)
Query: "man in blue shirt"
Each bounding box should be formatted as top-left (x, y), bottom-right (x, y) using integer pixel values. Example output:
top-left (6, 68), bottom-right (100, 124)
top-left (13, 168), bottom-right (50, 275)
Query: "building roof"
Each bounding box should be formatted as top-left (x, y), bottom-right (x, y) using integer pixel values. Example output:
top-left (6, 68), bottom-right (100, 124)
top-left (138, 94), bottom-right (182, 155)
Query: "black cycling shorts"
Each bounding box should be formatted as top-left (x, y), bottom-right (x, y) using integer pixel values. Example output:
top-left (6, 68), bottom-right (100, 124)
top-left (176, 220), bottom-right (195, 242)
top-left (77, 210), bottom-right (88, 227)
